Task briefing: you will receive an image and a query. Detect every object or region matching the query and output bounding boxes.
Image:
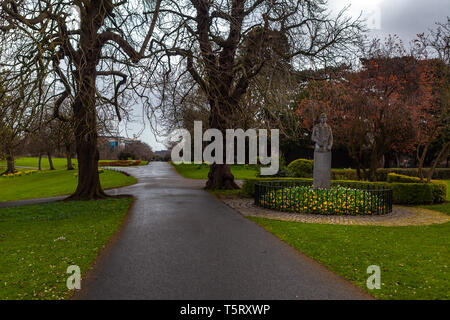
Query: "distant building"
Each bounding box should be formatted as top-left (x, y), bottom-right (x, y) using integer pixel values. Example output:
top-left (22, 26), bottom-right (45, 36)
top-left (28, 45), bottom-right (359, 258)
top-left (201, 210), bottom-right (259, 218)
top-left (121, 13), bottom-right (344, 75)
top-left (99, 136), bottom-right (140, 153)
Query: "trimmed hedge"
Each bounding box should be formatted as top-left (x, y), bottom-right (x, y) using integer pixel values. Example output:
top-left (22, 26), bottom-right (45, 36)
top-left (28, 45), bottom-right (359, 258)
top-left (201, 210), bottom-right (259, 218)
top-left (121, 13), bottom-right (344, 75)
top-left (382, 168), bottom-right (450, 180)
top-left (329, 168), bottom-right (450, 181)
top-left (242, 177), bottom-right (447, 205)
top-left (277, 158), bottom-right (450, 181)
top-left (330, 169), bottom-right (359, 180)
top-left (430, 181), bottom-right (447, 204)
top-left (286, 158), bottom-right (450, 180)
top-left (387, 181), bottom-right (446, 204)
top-left (387, 173), bottom-right (421, 183)
top-left (287, 159), bottom-right (313, 178)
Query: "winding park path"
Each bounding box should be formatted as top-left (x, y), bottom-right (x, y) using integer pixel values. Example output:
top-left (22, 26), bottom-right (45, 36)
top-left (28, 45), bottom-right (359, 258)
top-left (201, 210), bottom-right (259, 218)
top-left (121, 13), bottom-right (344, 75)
top-left (77, 162), bottom-right (370, 299)
top-left (2, 162), bottom-right (371, 299)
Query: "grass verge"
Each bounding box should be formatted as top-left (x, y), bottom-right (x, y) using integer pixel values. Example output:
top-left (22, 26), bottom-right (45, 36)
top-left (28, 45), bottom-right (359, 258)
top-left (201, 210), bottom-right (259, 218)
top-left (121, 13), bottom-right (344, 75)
top-left (249, 217), bottom-right (450, 299)
top-left (98, 160), bottom-right (149, 166)
top-left (171, 162), bottom-right (259, 179)
top-left (422, 202), bottom-right (450, 215)
top-left (207, 189), bottom-right (248, 198)
top-left (0, 197), bottom-right (133, 299)
top-left (0, 169), bottom-right (136, 202)
top-left (0, 157), bottom-right (77, 169)
top-left (0, 157), bottom-right (149, 170)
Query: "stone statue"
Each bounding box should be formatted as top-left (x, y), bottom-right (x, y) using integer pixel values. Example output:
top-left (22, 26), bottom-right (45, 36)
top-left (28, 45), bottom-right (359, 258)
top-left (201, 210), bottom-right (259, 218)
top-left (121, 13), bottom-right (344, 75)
top-left (311, 113), bottom-right (333, 152)
top-left (312, 113), bottom-right (332, 189)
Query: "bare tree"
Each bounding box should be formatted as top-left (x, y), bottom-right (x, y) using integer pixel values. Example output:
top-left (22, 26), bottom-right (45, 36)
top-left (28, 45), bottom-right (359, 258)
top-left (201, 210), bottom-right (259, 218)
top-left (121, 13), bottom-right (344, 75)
top-left (50, 100), bottom-right (76, 170)
top-left (148, 0), bottom-right (364, 189)
top-left (1, 0), bottom-right (161, 199)
top-left (0, 69), bottom-right (43, 174)
top-left (123, 140), bottom-right (154, 161)
top-left (412, 18), bottom-right (450, 182)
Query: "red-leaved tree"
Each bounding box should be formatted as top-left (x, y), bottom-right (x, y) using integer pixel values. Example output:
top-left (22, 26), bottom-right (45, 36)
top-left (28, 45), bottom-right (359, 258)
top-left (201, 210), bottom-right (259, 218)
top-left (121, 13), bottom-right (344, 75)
top-left (298, 38), bottom-right (434, 181)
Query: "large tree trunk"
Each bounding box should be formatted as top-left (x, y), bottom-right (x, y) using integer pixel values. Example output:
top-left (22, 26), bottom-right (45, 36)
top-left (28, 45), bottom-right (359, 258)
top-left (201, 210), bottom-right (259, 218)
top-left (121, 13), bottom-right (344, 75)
top-left (68, 98), bottom-right (106, 200)
top-left (6, 155), bottom-right (14, 173)
top-left (47, 152), bottom-right (55, 170)
top-left (65, 144), bottom-right (74, 170)
top-left (68, 69), bottom-right (105, 198)
top-left (67, 18), bottom-right (107, 200)
top-left (205, 99), bottom-right (239, 190)
top-left (68, 92), bottom-right (106, 200)
top-left (206, 163), bottom-right (238, 189)
top-left (71, 135), bottom-right (105, 200)
top-left (2, 153), bottom-right (15, 175)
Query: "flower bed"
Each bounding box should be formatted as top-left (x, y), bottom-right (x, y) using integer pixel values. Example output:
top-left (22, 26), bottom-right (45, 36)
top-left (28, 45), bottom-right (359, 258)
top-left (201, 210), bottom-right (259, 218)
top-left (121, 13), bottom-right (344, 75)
top-left (255, 181), bottom-right (392, 215)
top-left (1, 170), bottom-right (39, 178)
top-left (98, 160), bottom-right (141, 167)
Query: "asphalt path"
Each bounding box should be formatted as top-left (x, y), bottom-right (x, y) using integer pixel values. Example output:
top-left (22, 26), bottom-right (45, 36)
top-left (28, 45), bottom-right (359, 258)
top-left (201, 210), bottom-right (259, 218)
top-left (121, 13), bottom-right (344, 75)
top-left (72, 162), bottom-right (371, 300)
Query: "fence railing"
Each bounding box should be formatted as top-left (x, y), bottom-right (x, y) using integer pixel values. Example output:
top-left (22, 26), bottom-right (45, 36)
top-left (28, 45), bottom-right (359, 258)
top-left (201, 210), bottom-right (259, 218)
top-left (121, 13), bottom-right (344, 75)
top-left (254, 180), bottom-right (392, 215)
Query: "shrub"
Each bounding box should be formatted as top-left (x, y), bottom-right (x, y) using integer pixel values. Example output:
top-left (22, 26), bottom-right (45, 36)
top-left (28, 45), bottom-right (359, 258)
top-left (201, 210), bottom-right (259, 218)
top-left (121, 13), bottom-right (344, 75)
top-left (118, 152), bottom-right (135, 160)
top-left (257, 155), bottom-right (293, 177)
top-left (385, 174), bottom-right (446, 203)
top-left (388, 183), bottom-right (434, 204)
top-left (241, 178), bottom-right (256, 196)
top-left (387, 173), bottom-right (421, 183)
top-left (371, 168), bottom-right (450, 181)
top-left (287, 159), bottom-right (313, 178)
top-left (430, 180), bottom-right (447, 203)
top-left (382, 168), bottom-right (450, 180)
top-left (327, 168), bottom-right (450, 181)
top-left (429, 168), bottom-right (450, 180)
top-left (331, 169), bottom-right (359, 180)
top-left (340, 180), bottom-right (446, 204)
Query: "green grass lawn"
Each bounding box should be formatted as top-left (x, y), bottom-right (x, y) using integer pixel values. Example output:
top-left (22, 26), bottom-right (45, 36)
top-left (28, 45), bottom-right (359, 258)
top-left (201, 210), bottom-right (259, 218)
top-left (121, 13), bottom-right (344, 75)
top-left (0, 157), bottom-right (77, 169)
top-left (0, 169), bottom-right (136, 202)
top-left (247, 180), bottom-right (450, 300)
top-left (0, 157), bottom-right (149, 169)
top-left (211, 179), bottom-right (449, 297)
top-left (207, 189), bottom-right (246, 198)
top-left (0, 198), bottom-right (132, 299)
top-left (249, 217), bottom-right (450, 299)
top-left (171, 162), bottom-right (259, 179)
top-left (98, 160), bottom-right (149, 166)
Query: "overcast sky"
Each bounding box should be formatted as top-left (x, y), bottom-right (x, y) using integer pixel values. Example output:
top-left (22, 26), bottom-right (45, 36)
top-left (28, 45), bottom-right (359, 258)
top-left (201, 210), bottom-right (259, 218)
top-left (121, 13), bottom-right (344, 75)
top-left (124, 0), bottom-right (450, 151)
top-left (330, 0), bottom-right (449, 42)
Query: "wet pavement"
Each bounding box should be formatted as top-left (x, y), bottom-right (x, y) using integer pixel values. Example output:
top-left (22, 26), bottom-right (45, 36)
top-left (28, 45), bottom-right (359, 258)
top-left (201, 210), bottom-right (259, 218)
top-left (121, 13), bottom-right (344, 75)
top-left (73, 162), bottom-right (370, 300)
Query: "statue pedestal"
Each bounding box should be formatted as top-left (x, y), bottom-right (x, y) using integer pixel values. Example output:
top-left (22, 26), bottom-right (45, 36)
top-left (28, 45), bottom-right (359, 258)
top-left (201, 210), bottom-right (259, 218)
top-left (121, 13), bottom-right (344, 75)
top-left (313, 151), bottom-right (331, 189)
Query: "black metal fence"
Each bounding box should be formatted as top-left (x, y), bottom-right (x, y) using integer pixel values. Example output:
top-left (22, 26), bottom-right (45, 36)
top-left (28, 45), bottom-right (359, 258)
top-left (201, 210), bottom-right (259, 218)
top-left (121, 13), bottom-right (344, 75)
top-left (254, 180), bottom-right (392, 215)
